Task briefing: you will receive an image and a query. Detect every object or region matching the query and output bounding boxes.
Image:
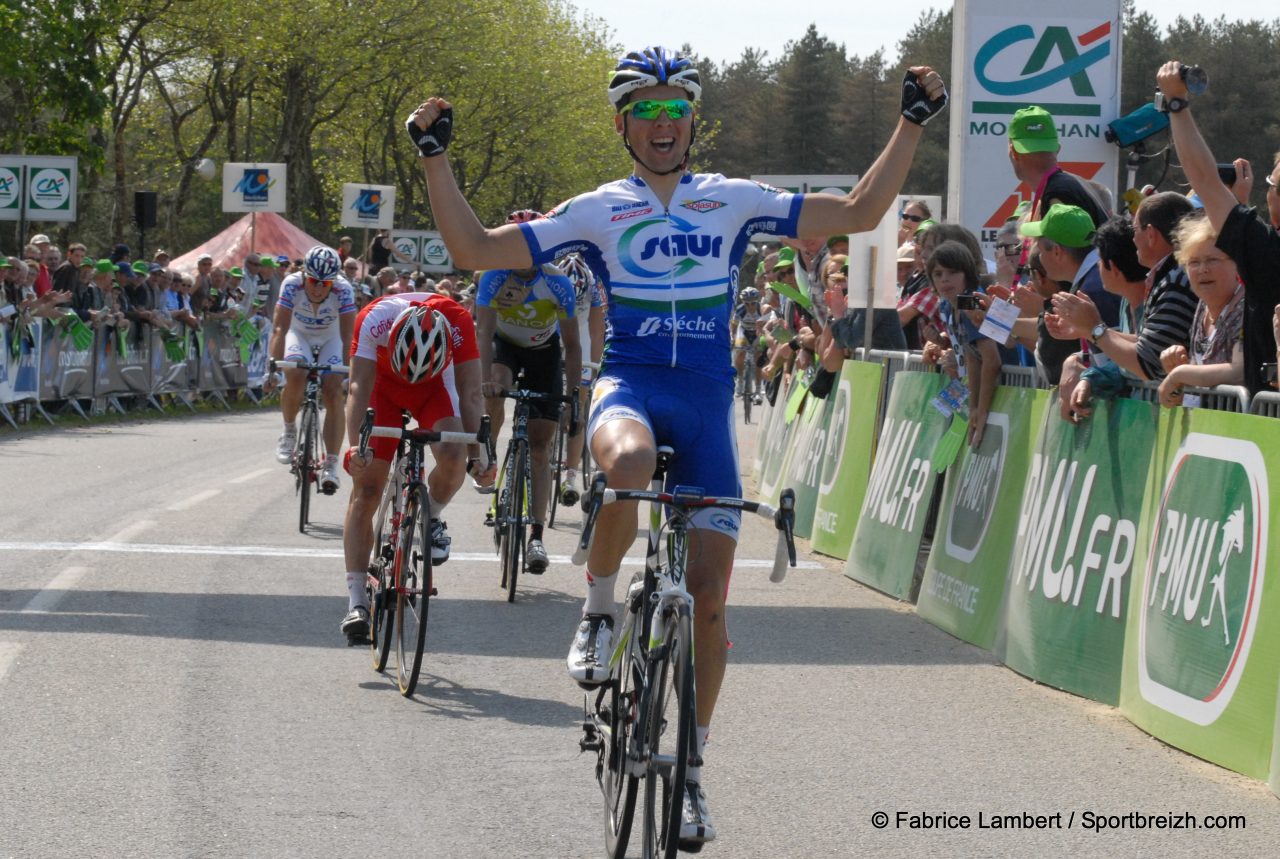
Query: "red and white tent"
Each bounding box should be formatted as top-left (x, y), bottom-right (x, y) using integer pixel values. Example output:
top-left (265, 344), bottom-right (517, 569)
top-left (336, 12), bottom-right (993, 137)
top-left (168, 212), bottom-right (330, 275)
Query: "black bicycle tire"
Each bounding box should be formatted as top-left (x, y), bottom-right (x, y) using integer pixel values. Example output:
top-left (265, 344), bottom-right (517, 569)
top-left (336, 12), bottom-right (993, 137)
top-left (298, 402), bottom-right (318, 533)
top-left (494, 444), bottom-right (514, 555)
top-left (641, 605), bottom-right (695, 859)
top-left (603, 604), bottom-right (644, 858)
top-left (503, 441), bottom-right (528, 603)
top-left (369, 481), bottom-right (398, 672)
top-left (743, 384), bottom-right (753, 424)
top-left (549, 412), bottom-right (566, 528)
top-left (395, 486), bottom-right (433, 696)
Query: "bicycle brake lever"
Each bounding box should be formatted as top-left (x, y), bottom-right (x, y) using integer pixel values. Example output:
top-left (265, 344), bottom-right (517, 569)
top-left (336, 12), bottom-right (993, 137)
top-left (572, 472), bottom-right (609, 566)
top-left (358, 408), bottom-right (374, 456)
top-left (778, 488), bottom-right (797, 567)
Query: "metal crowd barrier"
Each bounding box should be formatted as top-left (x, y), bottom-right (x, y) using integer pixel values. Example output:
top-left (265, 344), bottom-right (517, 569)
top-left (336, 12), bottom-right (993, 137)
top-left (1250, 391), bottom-right (1280, 418)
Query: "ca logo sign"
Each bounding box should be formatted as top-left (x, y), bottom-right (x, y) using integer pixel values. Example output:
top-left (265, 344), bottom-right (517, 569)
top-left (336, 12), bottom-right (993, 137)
top-left (974, 22), bottom-right (1112, 97)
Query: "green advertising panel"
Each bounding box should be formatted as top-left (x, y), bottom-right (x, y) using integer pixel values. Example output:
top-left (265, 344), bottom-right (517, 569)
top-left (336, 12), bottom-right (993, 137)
top-left (1121, 408), bottom-right (1280, 780)
top-left (812, 361), bottom-right (884, 560)
top-left (757, 378), bottom-right (806, 502)
top-left (1001, 398), bottom-right (1157, 705)
top-left (781, 389), bottom-right (833, 539)
top-left (917, 386), bottom-right (1041, 650)
top-left (844, 371), bottom-right (948, 600)
top-left (752, 377), bottom-right (791, 485)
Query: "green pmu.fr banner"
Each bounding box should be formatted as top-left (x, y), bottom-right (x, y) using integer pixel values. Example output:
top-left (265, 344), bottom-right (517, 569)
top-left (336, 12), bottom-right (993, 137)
top-left (783, 387), bottom-right (833, 539)
top-left (752, 376), bottom-right (792, 488)
top-left (917, 386), bottom-right (1042, 650)
top-left (1120, 408), bottom-right (1280, 780)
top-left (812, 361), bottom-right (884, 560)
top-left (757, 377), bottom-right (806, 502)
top-left (844, 371), bottom-right (948, 600)
top-left (1001, 397), bottom-right (1157, 706)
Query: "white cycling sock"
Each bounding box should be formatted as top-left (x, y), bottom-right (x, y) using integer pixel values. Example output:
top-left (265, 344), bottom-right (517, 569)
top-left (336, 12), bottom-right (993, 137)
top-left (583, 569), bottom-right (618, 615)
top-left (346, 572), bottom-right (366, 609)
top-left (429, 494), bottom-right (449, 520)
top-left (324, 453), bottom-right (338, 466)
top-left (687, 725), bottom-right (710, 783)
top-left (283, 419), bottom-right (297, 432)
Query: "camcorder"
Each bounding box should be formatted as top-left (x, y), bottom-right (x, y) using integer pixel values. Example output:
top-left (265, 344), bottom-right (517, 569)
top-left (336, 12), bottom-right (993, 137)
top-left (1105, 102), bottom-right (1169, 148)
top-left (954, 294), bottom-right (982, 312)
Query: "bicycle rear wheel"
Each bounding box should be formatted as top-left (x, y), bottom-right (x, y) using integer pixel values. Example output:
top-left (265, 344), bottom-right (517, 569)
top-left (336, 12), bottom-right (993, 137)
top-left (640, 604), bottom-right (695, 859)
top-left (603, 604), bottom-right (644, 858)
top-left (369, 481), bottom-right (398, 672)
top-left (394, 485), bottom-right (433, 696)
top-left (500, 442), bottom-right (528, 603)
top-left (298, 402), bottom-right (318, 533)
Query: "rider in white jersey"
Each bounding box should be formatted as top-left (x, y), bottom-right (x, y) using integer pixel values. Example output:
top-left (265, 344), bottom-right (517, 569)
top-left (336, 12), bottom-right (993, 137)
top-left (406, 46), bottom-right (947, 846)
top-left (267, 245), bottom-right (357, 492)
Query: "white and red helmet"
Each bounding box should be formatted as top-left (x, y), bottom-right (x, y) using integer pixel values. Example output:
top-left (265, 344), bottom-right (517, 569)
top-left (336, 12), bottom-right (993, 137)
top-left (389, 304), bottom-right (452, 383)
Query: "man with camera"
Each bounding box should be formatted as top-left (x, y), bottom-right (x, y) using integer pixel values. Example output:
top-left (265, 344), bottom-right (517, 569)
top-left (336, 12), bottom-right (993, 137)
top-left (1157, 59), bottom-right (1280, 395)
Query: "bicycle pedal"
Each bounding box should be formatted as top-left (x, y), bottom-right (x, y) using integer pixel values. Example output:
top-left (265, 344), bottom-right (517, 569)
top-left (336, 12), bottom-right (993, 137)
top-left (345, 633), bottom-right (370, 647)
top-left (677, 842), bottom-right (705, 854)
top-left (429, 587), bottom-right (438, 597)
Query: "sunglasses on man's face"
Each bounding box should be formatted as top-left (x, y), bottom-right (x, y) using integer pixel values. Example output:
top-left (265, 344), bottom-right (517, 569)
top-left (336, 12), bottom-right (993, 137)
top-left (620, 98), bottom-right (694, 121)
top-left (304, 276), bottom-right (333, 288)
top-left (901, 213), bottom-right (925, 223)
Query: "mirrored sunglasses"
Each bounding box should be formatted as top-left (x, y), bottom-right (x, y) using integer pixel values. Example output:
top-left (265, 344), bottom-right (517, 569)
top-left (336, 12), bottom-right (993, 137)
top-left (620, 98), bottom-right (694, 121)
top-left (305, 276), bottom-right (334, 288)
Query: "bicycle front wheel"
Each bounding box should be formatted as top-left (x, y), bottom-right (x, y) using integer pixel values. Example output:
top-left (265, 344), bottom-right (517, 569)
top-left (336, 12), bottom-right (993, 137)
top-left (297, 402), bottom-right (318, 533)
top-left (640, 604), bottom-right (695, 859)
top-left (549, 412), bottom-right (566, 528)
top-left (394, 486), bottom-right (433, 696)
top-left (369, 481), bottom-right (398, 672)
top-left (500, 442), bottom-right (528, 603)
top-left (603, 600), bottom-right (644, 858)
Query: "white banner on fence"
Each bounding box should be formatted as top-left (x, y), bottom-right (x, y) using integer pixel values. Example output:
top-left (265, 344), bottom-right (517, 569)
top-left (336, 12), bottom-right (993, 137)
top-left (0, 155), bottom-right (79, 222)
top-left (340, 184), bottom-right (396, 230)
top-left (948, 2), bottom-right (1122, 255)
top-left (390, 230), bottom-right (453, 273)
top-left (222, 163), bottom-right (287, 213)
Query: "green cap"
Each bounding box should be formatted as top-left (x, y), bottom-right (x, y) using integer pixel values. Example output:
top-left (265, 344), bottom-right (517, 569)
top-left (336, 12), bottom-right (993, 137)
top-left (773, 246), bottom-right (796, 270)
top-left (1009, 106), bottom-right (1058, 154)
top-left (79, 257), bottom-right (95, 268)
top-left (131, 260), bottom-right (150, 274)
top-left (229, 266), bottom-right (244, 278)
top-left (1019, 203), bottom-right (1096, 248)
top-left (914, 218), bottom-right (938, 236)
top-left (257, 256), bottom-right (278, 268)
top-left (95, 259), bottom-right (116, 274)
top-left (0, 258), bottom-right (11, 268)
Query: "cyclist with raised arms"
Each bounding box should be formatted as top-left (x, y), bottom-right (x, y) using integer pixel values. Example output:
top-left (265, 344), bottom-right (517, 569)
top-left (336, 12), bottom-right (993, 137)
top-left (267, 245), bottom-right (357, 493)
top-left (338, 290), bottom-right (495, 641)
top-left (406, 47), bottom-right (946, 845)
top-left (475, 209), bottom-right (583, 573)
top-left (556, 252), bottom-right (606, 507)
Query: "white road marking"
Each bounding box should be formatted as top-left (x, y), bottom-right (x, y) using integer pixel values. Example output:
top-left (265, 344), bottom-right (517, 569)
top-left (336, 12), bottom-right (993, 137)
top-left (0, 642), bottom-right (23, 684)
top-left (167, 489), bottom-right (222, 511)
top-left (0, 541), bottom-right (823, 569)
top-left (229, 468), bottom-right (273, 485)
top-left (21, 566), bottom-right (90, 614)
top-left (103, 520), bottom-right (156, 544)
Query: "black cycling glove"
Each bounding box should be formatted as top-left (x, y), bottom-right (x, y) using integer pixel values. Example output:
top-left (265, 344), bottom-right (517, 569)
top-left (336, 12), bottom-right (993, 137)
top-left (406, 107), bottom-right (453, 158)
top-left (900, 70), bottom-right (948, 127)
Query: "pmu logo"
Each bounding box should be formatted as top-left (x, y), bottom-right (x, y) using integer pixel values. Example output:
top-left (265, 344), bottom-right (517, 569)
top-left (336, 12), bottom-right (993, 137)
top-left (944, 412), bottom-right (1008, 563)
top-left (975, 21), bottom-right (1112, 98)
top-left (233, 169), bottom-right (274, 202)
top-left (1138, 434), bottom-right (1267, 726)
top-left (352, 189), bottom-right (383, 220)
top-left (618, 215), bottom-right (723, 279)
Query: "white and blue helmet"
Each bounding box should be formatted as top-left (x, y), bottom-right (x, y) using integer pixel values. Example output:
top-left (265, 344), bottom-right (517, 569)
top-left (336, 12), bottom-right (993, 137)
top-left (303, 245), bottom-right (341, 281)
top-left (607, 46), bottom-right (702, 110)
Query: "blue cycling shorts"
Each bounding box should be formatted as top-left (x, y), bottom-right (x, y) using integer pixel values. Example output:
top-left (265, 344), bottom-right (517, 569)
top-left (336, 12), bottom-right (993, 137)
top-left (587, 364), bottom-right (741, 538)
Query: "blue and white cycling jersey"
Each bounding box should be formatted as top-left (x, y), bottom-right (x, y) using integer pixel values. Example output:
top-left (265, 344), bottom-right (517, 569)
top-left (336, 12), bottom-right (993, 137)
top-left (277, 273), bottom-right (357, 337)
top-left (520, 173), bottom-right (804, 386)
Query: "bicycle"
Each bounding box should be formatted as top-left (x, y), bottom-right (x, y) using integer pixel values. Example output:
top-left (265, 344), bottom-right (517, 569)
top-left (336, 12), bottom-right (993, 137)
top-left (273, 357), bottom-right (349, 533)
top-left (491, 387), bottom-right (577, 602)
top-left (551, 360), bottom-right (599, 526)
top-left (576, 451), bottom-right (796, 859)
top-left (357, 409), bottom-right (494, 696)
top-left (734, 342), bottom-right (765, 425)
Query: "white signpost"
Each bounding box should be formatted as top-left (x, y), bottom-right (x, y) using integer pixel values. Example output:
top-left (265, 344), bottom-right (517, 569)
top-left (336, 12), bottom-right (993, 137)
top-left (0, 155), bottom-right (79, 225)
top-left (390, 230), bottom-right (454, 274)
top-left (340, 183), bottom-right (396, 230)
top-left (221, 162), bottom-right (287, 213)
top-left (948, 1), bottom-right (1123, 254)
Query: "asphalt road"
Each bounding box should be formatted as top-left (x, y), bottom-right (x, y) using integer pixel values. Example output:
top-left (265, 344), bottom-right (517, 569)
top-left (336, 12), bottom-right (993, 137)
top-left (1, 402), bottom-right (1278, 858)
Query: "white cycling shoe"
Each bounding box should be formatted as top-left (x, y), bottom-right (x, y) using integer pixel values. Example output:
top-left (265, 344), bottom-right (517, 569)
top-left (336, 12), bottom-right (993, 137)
top-left (276, 429), bottom-right (297, 464)
top-left (679, 781), bottom-right (717, 846)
